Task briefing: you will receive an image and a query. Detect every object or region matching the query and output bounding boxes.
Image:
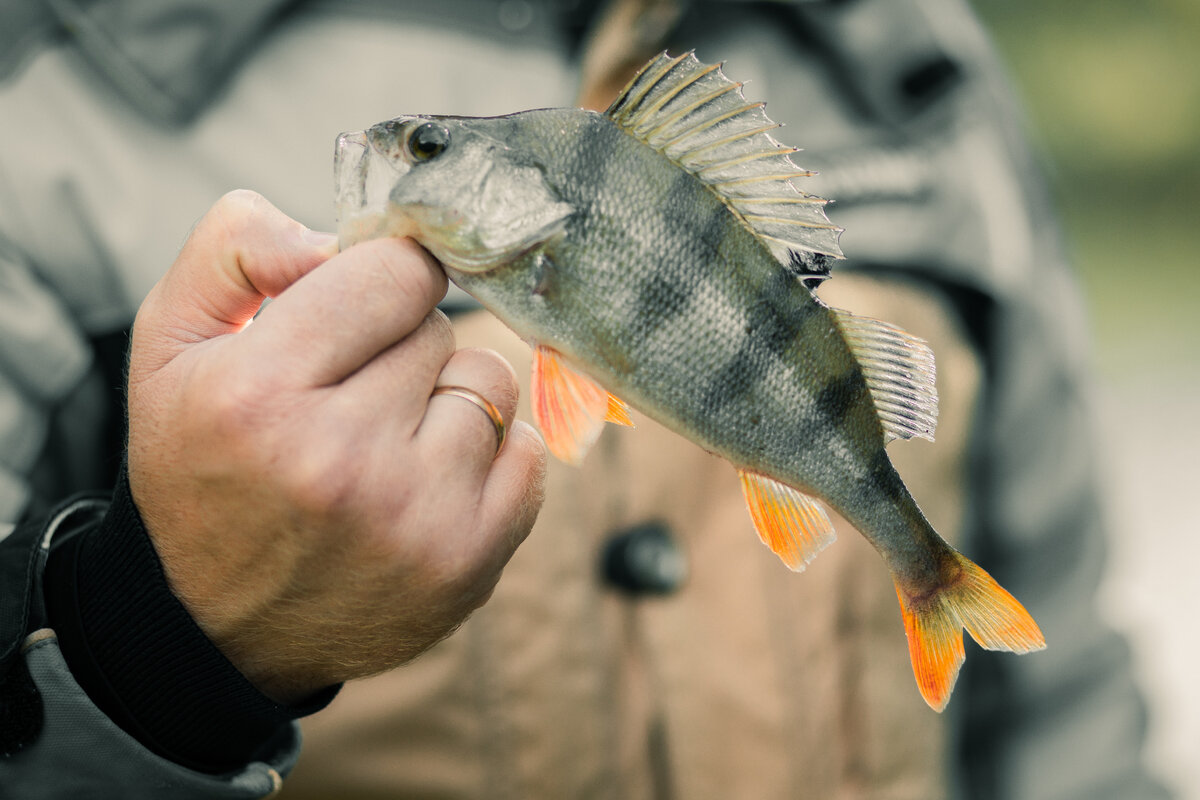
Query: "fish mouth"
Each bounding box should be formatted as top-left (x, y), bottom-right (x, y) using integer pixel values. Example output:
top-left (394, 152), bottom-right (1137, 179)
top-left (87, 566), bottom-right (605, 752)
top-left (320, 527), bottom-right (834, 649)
top-left (333, 129), bottom-right (413, 247)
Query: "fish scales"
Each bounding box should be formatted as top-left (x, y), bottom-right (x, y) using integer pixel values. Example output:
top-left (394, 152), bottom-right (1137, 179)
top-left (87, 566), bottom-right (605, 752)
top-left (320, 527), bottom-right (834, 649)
top-left (333, 51), bottom-right (1045, 712)
top-left (470, 113), bottom-right (870, 494)
top-left (453, 112), bottom-right (944, 601)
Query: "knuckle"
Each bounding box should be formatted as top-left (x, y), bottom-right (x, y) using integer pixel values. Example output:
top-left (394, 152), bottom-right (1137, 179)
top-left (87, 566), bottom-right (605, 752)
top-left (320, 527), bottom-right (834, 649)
top-left (411, 308), bottom-right (456, 362)
top-left (211, 189), bottom-right (261, 227)
top-left (515, 424), bottom-right (549, 495)
top-left (471, 346), bottom-right (519, 385)
top-left (432, 548), bottom-right (497, 602)
top-left (200, 378), bottom-right (362, 517)
top-left (280, 441), bottom-right (360, 517)
top-left (197, 190), bottom-right (273, 250)
top-left (200, 377), bottom-right (266, 440)
top-left (461, 347), bottom-right (520, 413)
top-left (426, 308), bottom-right (456, 350)
top-left (214, 188), bottom-right (267, 217)
top-left (189, 357), bottom-right (285, 442)
top-left (399, 500), bottom-right (486, 584)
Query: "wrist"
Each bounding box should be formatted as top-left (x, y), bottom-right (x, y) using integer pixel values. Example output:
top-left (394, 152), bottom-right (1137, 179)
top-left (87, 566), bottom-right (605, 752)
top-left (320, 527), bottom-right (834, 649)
top-left (43, 465), bottom-right (338, 772)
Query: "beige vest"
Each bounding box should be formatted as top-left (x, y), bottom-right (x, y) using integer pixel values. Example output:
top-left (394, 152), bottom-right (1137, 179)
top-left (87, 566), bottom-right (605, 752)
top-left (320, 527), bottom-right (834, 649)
top-left (280, 274), bottom-right (979, 800)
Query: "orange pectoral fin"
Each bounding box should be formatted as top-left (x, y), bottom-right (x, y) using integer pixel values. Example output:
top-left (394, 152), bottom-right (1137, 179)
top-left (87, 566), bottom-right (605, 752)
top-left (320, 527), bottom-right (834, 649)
top-left (895, 552), bottom-right (1046, 712)
top-left (738, 470), bottom-right (837, 572)
top-left (531, 345), bottom-right (633, 464)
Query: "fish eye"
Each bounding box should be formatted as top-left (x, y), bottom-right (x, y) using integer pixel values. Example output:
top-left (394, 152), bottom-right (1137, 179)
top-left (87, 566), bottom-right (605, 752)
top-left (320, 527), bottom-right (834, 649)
top-left (406, 123), bottom-right (450, 162)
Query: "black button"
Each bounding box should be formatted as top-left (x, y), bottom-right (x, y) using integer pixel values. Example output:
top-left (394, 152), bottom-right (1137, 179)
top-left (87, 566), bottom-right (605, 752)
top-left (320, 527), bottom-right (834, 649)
top-left (601, 521), bottom-right (687, 596)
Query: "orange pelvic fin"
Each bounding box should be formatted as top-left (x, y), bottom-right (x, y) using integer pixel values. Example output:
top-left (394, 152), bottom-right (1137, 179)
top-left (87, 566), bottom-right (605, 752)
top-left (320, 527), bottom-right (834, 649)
top-left (738, 470), bottom-right (837, 571)
top-left (531, 345), bottom-right (632, 465)
top-left (605, 394), bottom-right (635, 427)
top-left (895, 552), bottom-right (1046, 712)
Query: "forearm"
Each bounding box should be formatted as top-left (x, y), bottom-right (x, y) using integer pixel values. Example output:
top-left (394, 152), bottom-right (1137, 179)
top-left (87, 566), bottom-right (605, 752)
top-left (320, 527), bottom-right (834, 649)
top-left (1, 481), bottom-right (324, 797)
top-left (43, 467), bottom-right (338, 770)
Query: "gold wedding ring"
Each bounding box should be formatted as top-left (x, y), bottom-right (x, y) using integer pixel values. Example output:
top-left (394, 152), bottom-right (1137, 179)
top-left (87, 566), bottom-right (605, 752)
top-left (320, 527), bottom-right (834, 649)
top-left (431, 385), bottom-right (507, 453)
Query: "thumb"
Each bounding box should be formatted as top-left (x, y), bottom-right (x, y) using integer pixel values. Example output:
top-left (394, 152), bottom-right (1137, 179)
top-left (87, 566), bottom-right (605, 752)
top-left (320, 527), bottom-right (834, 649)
top-left (134, 190), bottom-right (338, 373)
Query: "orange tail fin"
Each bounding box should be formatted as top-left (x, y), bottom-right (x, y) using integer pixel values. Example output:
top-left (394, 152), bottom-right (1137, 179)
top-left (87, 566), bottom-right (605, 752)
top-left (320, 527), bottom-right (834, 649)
top-left (894, 552), bottom-right (1045, 712)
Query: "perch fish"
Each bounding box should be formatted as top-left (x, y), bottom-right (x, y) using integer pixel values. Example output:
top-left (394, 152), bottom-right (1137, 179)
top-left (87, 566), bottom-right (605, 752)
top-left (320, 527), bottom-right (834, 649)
top-left (332, 51), bottom-right (1045, 710)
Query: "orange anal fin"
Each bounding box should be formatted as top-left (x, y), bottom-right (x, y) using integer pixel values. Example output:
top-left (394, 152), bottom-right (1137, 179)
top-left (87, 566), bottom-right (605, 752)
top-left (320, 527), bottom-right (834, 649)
top-left (531, 345), bottom-right (630, 464)
top-left (738, 470), bottom-right (836, 572)
top-left (895, 553), bottom-right (1046, 712)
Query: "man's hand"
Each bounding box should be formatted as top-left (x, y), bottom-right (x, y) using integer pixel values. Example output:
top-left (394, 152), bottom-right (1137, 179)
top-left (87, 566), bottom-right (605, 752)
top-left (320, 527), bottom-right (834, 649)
top-left (126, 190), bottom-right (546, 703)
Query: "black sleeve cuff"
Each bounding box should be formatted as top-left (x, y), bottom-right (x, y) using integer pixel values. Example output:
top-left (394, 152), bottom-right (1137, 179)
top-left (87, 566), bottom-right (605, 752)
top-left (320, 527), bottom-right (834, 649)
top-left (42, 466), bottom-right (339, 773)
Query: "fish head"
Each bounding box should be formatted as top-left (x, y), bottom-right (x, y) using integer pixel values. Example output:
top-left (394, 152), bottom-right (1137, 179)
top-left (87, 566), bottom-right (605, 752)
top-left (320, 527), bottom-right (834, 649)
top-left (334, 113), bottom-right (574, 272)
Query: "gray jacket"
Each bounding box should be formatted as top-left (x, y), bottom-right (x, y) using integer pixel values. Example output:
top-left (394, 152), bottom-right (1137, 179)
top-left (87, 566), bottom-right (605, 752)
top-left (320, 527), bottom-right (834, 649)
top-left (0, 0), bottom-right (1169, 798)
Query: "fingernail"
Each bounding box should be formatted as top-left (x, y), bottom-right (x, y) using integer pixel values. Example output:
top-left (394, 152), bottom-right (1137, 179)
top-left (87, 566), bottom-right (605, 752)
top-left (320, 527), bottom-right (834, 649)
top-left (302, 228), bottom-right (340, 254)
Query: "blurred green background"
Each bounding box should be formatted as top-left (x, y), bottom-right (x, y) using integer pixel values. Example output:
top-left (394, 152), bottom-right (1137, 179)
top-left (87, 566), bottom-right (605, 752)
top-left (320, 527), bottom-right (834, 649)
top-left (973, 2), bottom-right (1199, 796)
top-left (974, 0), bottom-right (1199, 374)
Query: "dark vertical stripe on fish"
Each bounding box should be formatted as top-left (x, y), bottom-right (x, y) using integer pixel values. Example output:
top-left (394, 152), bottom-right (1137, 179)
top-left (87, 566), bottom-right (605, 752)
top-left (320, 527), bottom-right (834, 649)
top-left (814, 371), bottom-right (862, 426)
top-left (567, 118), bottom-right (621, 197)
top-left (632, 273), bottom-right (695, 336)
top-left (870, 448), bottom-right (910, 503)
top-left (745, 269), bottom-right (804, 359)
top-left (701, 343), bottom-right (768, 414)
top-left (662, 168), bottom-right (703, 226)
top-left (698, 193), bottom-right (734, 251)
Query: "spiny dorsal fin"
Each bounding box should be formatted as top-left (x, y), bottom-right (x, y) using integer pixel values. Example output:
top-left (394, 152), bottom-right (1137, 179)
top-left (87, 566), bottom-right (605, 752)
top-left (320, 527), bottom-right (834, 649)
top-left (832, 309), bottom-right (938, 442)
top-left (606, 51), bottom-right (843, 263)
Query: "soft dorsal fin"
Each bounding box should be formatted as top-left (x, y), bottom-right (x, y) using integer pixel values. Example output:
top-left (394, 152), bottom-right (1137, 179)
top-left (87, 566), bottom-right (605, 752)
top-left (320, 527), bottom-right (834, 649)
top-left (606, 51), bottom-right (843, 264)
top-left (832, 309), bottom-right (938, 442)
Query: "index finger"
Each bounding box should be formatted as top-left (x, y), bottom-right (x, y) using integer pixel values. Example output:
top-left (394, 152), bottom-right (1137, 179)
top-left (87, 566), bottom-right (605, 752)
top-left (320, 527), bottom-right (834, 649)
top-left (244, 236), bottom-right (448, 387)
top-left (132, 190), bottom-right (339, 379)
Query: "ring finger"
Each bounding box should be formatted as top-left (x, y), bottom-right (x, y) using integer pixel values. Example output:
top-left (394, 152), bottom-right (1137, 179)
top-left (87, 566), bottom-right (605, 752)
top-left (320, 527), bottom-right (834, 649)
top-left (415, 347), bottom-right (521, 485)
